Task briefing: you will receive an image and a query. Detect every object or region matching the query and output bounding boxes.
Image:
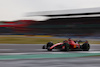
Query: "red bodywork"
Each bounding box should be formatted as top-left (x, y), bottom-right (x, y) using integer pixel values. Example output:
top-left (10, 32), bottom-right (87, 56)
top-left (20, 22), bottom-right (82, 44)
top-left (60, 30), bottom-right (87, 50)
top-left (50, 43), bottom-right (63, 49)
top-left (50, 40), bottom-right (80, 49)
top-left (68, 40), bottom-right (80, 49)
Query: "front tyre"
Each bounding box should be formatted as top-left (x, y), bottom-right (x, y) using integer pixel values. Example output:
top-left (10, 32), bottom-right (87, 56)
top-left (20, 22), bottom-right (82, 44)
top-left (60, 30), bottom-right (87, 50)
top-left (46, 42), bottom-right (53, 49)
top-left (47, 47), bottom-right (52, 51)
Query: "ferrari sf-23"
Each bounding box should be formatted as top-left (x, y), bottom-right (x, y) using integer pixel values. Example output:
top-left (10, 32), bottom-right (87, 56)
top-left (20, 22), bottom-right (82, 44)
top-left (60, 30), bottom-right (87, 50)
top-left (42, 38), bottom-right (90, 51)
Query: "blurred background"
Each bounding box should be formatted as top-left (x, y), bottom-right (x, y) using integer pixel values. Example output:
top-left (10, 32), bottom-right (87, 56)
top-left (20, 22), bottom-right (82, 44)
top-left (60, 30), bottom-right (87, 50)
top-left (0, 0), bottom-right (100, 39)
top-left (0, 9), bottom-right (100, 39)
top-left (0, 0), bottom-right (100, 67)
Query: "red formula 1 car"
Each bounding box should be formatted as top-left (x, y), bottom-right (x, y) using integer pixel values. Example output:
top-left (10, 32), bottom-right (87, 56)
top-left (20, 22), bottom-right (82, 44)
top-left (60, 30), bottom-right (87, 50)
top-left (42, 39), bottom-right (90, 51)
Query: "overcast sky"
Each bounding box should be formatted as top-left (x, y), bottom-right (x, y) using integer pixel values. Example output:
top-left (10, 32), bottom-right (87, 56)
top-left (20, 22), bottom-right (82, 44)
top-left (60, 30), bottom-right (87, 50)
top-left (1, 0), bottom-right (100, 21)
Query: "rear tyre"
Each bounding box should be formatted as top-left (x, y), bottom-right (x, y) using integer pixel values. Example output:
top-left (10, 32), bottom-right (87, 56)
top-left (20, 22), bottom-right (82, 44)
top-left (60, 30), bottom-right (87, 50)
top-left (82, 43), bottom-right (90, 51)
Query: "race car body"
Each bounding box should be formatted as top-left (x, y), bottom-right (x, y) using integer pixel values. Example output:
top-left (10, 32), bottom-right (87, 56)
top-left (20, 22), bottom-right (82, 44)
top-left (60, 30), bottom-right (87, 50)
top-left (42, 39), bottom-right (90, 51)
top-left (68, 40), bottom-right (80, 49)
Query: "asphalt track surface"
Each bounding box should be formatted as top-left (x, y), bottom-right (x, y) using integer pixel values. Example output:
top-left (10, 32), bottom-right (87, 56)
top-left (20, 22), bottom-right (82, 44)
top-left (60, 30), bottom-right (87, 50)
top-left (0, 44), bottom-right (100, 53)
top-left (0, 57), bottom-right (100, 67)
top-left (0, 44), bottom-right (100, 67)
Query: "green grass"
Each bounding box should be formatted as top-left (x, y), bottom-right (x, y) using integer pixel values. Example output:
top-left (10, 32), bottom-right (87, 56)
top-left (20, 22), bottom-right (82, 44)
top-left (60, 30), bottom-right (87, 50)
top-left (0, 36), bottom-right (99, 44)
top-left (0, 37), bottom-right (65, 44)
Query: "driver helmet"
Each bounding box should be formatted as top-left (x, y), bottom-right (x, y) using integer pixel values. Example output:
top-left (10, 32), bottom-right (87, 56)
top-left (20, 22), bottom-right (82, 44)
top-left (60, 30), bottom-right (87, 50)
top-left (85, 40), bottom-right (88, 43)
top-left (68, 38), bottom-right (72, 41)
top-left (63, 40), bottom-right (68, 43)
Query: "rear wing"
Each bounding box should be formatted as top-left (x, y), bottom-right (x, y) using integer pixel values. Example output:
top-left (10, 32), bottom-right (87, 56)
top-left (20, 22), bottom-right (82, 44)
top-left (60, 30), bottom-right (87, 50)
top-left (74, 40), bottom-right (88, 43)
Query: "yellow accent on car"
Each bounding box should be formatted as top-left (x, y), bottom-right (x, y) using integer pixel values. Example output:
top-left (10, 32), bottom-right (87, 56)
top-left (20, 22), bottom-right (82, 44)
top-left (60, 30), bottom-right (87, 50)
top-left (74, 45), bottom-right (76, 48)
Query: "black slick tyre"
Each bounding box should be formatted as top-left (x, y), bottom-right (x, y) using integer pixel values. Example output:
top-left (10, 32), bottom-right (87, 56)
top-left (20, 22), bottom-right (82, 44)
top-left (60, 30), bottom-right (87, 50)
top-left (47, 47), bottom-right (52, 51)
top-left (46, 42), bottom-right (53, 49)
top-left (82, 43), bottom-right (90, 51)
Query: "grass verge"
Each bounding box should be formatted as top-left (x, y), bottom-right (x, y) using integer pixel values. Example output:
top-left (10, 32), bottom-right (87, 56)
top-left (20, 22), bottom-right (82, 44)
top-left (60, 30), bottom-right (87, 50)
top-left (0, 35), bottom-right (99, 44)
